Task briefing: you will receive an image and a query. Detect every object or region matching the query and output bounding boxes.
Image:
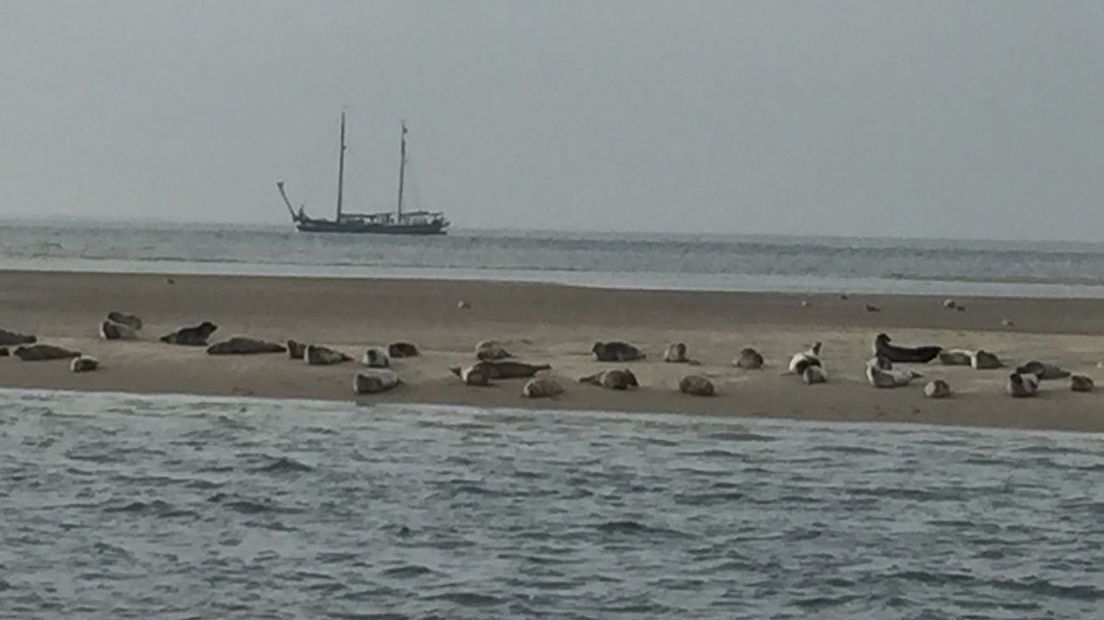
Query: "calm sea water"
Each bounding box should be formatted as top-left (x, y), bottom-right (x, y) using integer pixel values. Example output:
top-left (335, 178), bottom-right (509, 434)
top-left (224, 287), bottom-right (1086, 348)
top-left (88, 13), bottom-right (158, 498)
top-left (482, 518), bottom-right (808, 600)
top-left (2, 389), bottom-right (1102, 618)
top-left (5, 220), bottom-right (1104, 297)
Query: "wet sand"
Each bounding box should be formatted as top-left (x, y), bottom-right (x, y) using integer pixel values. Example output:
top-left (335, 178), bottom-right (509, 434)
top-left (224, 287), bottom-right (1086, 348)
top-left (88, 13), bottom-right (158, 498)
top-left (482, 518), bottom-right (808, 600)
top-left (2, 270), bottom-right (1103, 432)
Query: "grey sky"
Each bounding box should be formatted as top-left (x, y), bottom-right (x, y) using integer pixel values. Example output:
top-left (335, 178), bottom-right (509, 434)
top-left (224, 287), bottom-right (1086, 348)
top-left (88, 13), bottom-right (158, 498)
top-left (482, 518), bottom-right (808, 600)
top-left (1, 1), bottom-right (1102, 240)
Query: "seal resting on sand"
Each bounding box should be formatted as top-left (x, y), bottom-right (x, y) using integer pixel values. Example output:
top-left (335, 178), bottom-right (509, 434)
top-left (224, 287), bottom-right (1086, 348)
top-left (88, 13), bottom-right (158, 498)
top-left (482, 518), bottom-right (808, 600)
top-left (100, 320), bottom-right (137, 341)
top-left (592, 341), bottom-right (646, 362)
top-left (522, 377), bottom-right (564, 398)
top-left (304, 345), bottom-right (352, 366)
top-left (734, 347), bottom-right (764, 370)
top-left (14, 344), bottom-right (81, 361)
top-left (388, 342), bottom-right (419, 358)
top-left (1070, 375), bottom-right (1094, 392)
top-left (106, 311), bottom-right (142, 331)
top-left (679, 375), bottom-right (714, 396)
top-left (454, 363), bottom-right (492, 386)
top-left (971, 350), bottom-right (1003, 370)
top-left (865, 357), bottom-right (922, 388)
top-left (206, 337), bottom-right (286, 355)
top-left (1014, 361), bottom-right (1070, 381)
top-left (160, 322), bottom-right (218, 346)
top-left (939, 349), bottom-right (973, 366)
top-left (923, 379), bottom-right (952, 399)
top-left (475, 340), bottom-right (512, 361)
top-left (787, 342), bottom-right (823, 375)
top-left (579, 369), bottom-right (639, 390)
top-left (353, 369), bottom-right (401, 394)
top-left (362, 347), bottom-right (390, 368)
top-left (664, 342), bottom-right (690, 363)
top-left (873, 334), bottom-right (941, 364)
top-left (0, 329), bottom-right (36, 346)
top-left (70, 356), bottom-right (99, 373)
top-left (1007, 372), bottom-right (1039, 398)
top-left (287, 340), bottom-right (306, 360)
top-left (450, 360), bottom-right (550, 381)
top-left (802, 366), bottom-right (828, 384)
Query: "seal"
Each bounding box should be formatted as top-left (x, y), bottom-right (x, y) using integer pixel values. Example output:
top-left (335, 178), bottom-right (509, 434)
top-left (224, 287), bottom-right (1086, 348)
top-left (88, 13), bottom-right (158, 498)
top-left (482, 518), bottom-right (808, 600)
top-left (287, 339), bottom-right (306, 360)
top-left (450, 360), bottom-right (551, 380)
top-left (939, 349), bottom-right (973, 366)
top-left (1014, 361), bottom-right (1070, 381)
top-left (353, 369), bottom-right (401, 394)
top-left (802, 366), bottom-right (828, 384)
top-left (0, 328), bottom-right (36, 346)
top-left (522, 377), bottom-right (564, 398)
top-left (304, 345), bottom-right (352, 366)
top-left (678, 375), bottom-right (714, 396)
top-left (787, 342), bottom-right (822, 375)
top-left (0, 347), bottom-right (8, 357)
top-left (1007, 372), bottom-right (1039, 398)
top-left (664, 343), bottom-right (690, 363)
top-left (865, 304), bottom-right (881, 313)
top-left (388, 342), bottom-right (420, 358)
top-left (865, 357), bottom-right (922, 388)
top-left (160, 321), bottom-right (218, 346)
top-left (872, 334), bottom-right (941, 364)
top-left (475, 340), bottom-right (512, 361)
top-left (734, 347), bottom-right (764, 370)
top-left (106, 311), bottom-right (142, 331)
top-left (70, 356), bottom-right (99, 373)
top-left (592, 341), bottom-right (646, 362)
top-left (1070, 375), bottom-right (1094, 392)
top-left (454, 363), bottom-right (492, 386)
top-left (206, 337), bottom-right (286, 355)
top-left (14, 344), bottom-right (81, 361)
top-left (100, 320), bottom-right (137, 341)
top-left (579, 369), bottom-right (639, 390)
top-left (971, 350), bottom-right (1003, 370)
top-left (923, 379), bottom-right (952, 398)
top-left (362, 347), bottom-right (391, 368)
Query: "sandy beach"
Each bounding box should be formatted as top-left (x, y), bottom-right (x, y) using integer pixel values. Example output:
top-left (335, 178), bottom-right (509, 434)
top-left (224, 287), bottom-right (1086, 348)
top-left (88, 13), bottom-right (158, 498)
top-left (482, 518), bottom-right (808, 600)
top-left (2, 269), bottom-right (1104, 432)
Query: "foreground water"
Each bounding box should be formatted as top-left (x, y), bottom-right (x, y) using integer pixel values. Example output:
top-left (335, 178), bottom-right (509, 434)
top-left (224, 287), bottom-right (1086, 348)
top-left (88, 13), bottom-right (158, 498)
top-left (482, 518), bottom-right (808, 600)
top-left (2, 390), bottom-right (1102, 618)
top-left (8, 220), bottom-right (1104, 297)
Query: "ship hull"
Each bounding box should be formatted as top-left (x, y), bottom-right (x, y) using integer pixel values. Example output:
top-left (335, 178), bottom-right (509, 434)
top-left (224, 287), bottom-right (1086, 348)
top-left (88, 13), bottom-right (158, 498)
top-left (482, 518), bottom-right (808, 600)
top-left (295, 219), bottom-right (448, 235)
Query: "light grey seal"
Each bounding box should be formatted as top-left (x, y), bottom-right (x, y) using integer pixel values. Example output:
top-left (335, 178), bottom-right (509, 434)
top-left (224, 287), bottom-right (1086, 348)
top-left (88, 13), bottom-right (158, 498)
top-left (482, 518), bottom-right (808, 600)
top-left (100, 320), bottom-right (137, 341)
top-left (362, 347), bottom-right (390, 368)
top-left (14, 344), bottom-right (81, 361)
top-left (939, 349), bottom-right (973, 366)
top-left (160, 321), bottom-right (218, 346)
top-left (592, 341), bottom-right (646, 362)
top-left (971, 350), bottom-right (1003, 370)
top-left (802, 366), bottom-right (828, 384)
top-left (865, 357), bottom-right (922, 388)
top-left (734, 347), bottom-right (764, 370)
top-left (70, 356), bottom-right (99, 373)
top-left (942, 298), bottom-right (958, 310)
top-left (106, 311), bottom-right (142, 331)
top-left (0, 328), bottom-right (36, 346)
top-left (475, 340), bottom-right (512, 361)
top-left (206, 337), bottom-right (286, 355)
top-left (1014, 361), bottom-right (1070, 381)
top-left (450, 360), bottom-right (551, 380)
top-left (388, 342), bottom-right (419, 358)
top-left (304, 345), bottom-right (352, 366)
top-left (579, 369), bottom-right (639, 390)
top-left (664, 342), bottom-right (690, 363)
top-left (522, 377), bottom-right (564, 398)
top-left (923, 379), bottom-right (952, 399)
top-left (1070, 375), bottom-right (1094, 392)
top-left (787, 342), bottom-right (823, 375)
top-left (287, 339), bottom-right (306, 360)
top-left (1007, 372), bottom-right (1039, 398)
top-left (353, 369), bottom-right (401, 394)
top-left (678, 375), bottom-right (715, 396)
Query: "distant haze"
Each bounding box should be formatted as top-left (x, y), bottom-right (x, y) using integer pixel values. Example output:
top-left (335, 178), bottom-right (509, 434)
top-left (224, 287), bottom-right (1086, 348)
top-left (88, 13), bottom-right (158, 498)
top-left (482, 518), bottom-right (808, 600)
top-left (1, 1), bottom-right (1102, 240)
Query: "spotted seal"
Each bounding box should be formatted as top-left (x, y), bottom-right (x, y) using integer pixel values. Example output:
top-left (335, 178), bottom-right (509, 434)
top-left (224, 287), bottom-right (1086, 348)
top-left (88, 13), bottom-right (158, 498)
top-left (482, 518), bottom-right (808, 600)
top-left (873, 333), bottom-right (941, 364)
top-left (522, 377), bottom-right (565, 398)
top-left (206, 337), bottom-right (286, 355)
top-left (0, 328), bottom-right (36, 346)
top-left (100, 320), bottom-right (137, 341)
top-left (362, 347), bottom-right (391, 368)
top-left (1007, 372), bottom-right (1039, 398)
top-left (678, 375), bottom-right (715, 396)
top-left (160, 321), bottom-right (218, 346)
top-left (939, 349), bottom-right (973, 366)
top-left (802, 366), bottom-right (828, 384)
top-left (664, 342), bottom-right (691, 364)
top-left (70, 356), bottom-right (100, 372)
top-left (1014, 361), bottom-right (1070, 381)
top-left (450, 360), bottom-right (550, 381)
top-left (733, 347), bottom-right (764, 370)
top-left (475, 340), bottom-right (512, 361)
top-left (923, 379), bottom-right (952, 399)
top-left (579, 369), bottom-right (639, 390)
top-left (353, 369), bottom-right (401, 394)
top-left (787, 342), bottom-right (823, 375)
top-left (304, 345), bottom-right (352, 366)
top-left (14, 344), bottom-right (81, 361)
top-left (287, 339), bottom-right (306, 360)
top-left (593, 341), bottom-right (646, 362)
top-left (388, 342), bottom-right (419, 358)
top-left (107, 311), bottom-right (143, 331)
top-left (971, 350), bottom-right (1003, 370)
top-left (1070, 375), bottom-right (1094, 393)
top-left (865, 356), bottom-right (922, 388)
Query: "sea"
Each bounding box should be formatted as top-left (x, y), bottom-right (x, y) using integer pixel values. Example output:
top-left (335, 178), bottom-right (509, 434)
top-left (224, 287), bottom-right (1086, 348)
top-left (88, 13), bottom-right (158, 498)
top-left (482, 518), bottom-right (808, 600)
top-left (2, 220), bottom-right (1104, 618)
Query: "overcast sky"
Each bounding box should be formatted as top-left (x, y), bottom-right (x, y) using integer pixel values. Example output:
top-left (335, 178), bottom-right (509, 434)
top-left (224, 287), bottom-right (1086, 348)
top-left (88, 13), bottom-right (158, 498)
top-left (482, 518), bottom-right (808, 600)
top-left (1, 1), bottom-right (1102, 239)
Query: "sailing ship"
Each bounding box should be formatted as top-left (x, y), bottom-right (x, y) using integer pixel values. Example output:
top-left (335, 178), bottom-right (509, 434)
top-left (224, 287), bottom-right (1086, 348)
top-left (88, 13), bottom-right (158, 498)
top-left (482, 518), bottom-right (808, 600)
top-left (277, 113), bottom-right (449, 235)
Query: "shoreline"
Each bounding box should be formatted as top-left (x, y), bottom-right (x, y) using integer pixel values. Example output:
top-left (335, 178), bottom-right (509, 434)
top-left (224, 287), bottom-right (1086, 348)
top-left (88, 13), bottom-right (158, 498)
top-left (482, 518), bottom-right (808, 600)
top-left (3, 270), bottom-right (1104, 433)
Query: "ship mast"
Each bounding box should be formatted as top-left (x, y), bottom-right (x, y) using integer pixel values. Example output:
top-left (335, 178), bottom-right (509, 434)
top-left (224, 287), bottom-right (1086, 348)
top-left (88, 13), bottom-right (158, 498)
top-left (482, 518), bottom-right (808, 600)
top-left (336, 112), bottom-right (347, 221)
top-left (397, 122), bottom-right (407, 219)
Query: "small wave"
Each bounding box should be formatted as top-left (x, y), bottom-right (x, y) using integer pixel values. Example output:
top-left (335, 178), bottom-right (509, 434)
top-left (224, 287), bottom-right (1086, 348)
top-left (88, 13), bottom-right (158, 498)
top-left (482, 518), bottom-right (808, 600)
top-left (251, 456), bottom-right (314, 474)
top-left (595, 520), bottom-right (691, 538)
top-left (815, 445), bottom-right (886, 456)
top-left (705, 431), bottom-right (775, 442)
top-left (673, 491), bottom-right (746, 506)
top-left (382, 564), bottom-right (436, 579)
top-left (422, 591), bottom-right (505, 607)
